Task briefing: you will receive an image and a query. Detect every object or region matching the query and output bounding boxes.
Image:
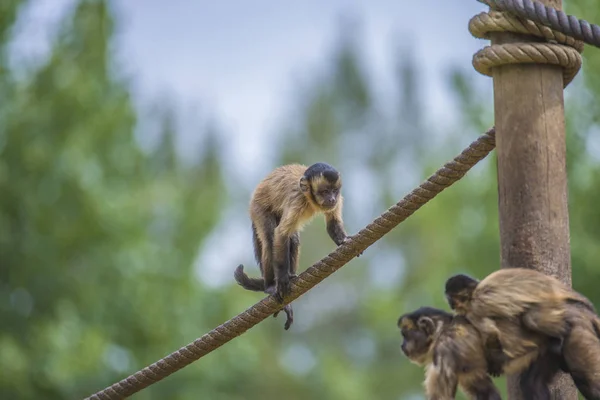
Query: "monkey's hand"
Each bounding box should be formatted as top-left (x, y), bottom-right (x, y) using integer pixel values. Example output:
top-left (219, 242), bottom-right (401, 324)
top-left (484, 335), bottom-right (506, 377)
top-left (486, 362), bottom-right (503, 378)
top-left (342, 236), bottom-right (364, 257)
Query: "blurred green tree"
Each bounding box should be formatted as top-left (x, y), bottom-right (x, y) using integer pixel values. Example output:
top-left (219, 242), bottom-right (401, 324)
top-left (2, 0), bottom-right (600, 399)
top-left (0, 0), bottom-right (227, 398)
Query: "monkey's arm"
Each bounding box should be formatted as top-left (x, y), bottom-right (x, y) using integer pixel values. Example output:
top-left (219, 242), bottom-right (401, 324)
top-left (434, 332), bottom-right (502, 399)
top-left (325, 199), bottom-right (363, 256)
top-left (425, 351), bottom-right (460, 400)
top-left (483, 334), bottom-right (506, 377)
top-left (471, 316), bottom-right (515, 362)
top-left (325, 204), bottom-right (347, 246)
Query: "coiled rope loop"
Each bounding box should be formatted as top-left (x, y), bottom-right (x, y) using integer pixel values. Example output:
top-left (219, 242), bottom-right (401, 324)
top-left (470, 7), bottom-right (584, 87)
top-left (478, 0), bottom-right (600, 49)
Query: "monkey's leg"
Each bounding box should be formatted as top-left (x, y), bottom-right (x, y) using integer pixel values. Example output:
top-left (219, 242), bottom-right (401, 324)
top-left (289, 232), bottom-right (300, 277)
top-left (271, 233), bottom-right (300, 329)
top-left (272, 211), bottom-right (301, 301)
top-left (251, 222), bottom-right (262, 266)
top-left (264, 284), bottom-right (294, 330)
top-left (562, 324), bottom-right (600, 400)
top-left (271, 228), bottom-right (293, 302)
top-left (521, 304), bottom-right (569, 339)
top-left (518, 353), bottom-right (561, 400)
top-left (272, 235), bottom-right (298, 318)
top-left (281, 304), bottom-right (293, 330)
top-left (458, 371), bottom-right (502, 400)
top-left (254, 211), bottom-right (278, 285)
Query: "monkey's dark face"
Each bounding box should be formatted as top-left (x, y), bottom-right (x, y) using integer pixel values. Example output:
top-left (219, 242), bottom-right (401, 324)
top-left (397, 314), bottom-right (438, 366)
top-left (312, 178), bottom-right (341, 209)
top-left (300, 167), bottom-right (342, 210)
top-left (445, 293), bottom-right (471, 315)
top-left (445, 274), bottom-right (478, 314)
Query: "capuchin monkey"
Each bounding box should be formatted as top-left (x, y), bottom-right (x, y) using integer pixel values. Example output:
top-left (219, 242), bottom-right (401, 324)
top-left (234, 162), bottom-right (358, 330)
top-left (445, 268), bottom-right (600, 400)
top-left (398, 306), bottom-right (502, 400)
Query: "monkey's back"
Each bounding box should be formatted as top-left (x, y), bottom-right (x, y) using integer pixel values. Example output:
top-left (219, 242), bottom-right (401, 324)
top-left (472, 268), bottom-right (594, 318)
top-left (250, 164), bottom-right (310, 217)
top-left (434, 316), bottom-right (489, 371)
top-left (492, 317), bottom-right (549, 372)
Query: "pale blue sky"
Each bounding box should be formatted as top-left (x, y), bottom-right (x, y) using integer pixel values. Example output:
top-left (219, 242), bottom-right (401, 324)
top-left (11, 0), bottom-right (490, 174)
top-left (10, 0), bottom-right (495, 287)
top-left (114, 1), bottom-right (489, 171)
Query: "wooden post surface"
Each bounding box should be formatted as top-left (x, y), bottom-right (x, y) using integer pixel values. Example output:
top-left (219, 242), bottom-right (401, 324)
top-left (490, 0), bottom-right (577, 399)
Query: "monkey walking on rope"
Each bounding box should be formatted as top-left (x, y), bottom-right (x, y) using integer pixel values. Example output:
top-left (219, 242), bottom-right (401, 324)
top-left (234, 162), bottom-right (361, 330)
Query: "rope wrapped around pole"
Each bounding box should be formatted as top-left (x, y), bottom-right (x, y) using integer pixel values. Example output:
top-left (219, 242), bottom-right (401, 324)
top-left (478, 0), bottom-right (600, 49)
top-left (86, 128), bottom-right (497, 399)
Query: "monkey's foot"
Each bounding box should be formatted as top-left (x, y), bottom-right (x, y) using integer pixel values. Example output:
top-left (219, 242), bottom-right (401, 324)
top-left (275, 276), bottom-right (292, 303)
top-left (282, 304), bottom-right (294, 330)
top-left (272, 304), bottom-right (293, 329)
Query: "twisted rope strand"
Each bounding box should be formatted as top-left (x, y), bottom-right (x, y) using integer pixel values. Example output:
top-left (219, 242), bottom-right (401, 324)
top-left (473, 42), bottom-right (582, 86)
top-left (478, 0), bottom-right (600, 49)
top-left (86, 128), bottom-right (497, 400)
top-left (469, 11), bottom-right (584, 53)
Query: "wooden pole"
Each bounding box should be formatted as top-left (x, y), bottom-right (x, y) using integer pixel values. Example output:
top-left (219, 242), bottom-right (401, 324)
top-left (490, 0), bottom-right (576, 399)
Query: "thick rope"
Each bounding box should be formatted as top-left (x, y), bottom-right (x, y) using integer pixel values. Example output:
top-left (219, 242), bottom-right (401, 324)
top-left (470, 6), bottom-right (584, 87)
top-left (473, 42), bottom-right (581, 86)
top-left (477, 0), bottom-right (600, 49)
top-left (469, 10), bottom-right (584, 52)
top-left (86, 128), bottom-right (497, 400)
top-left (86, 2), bottom-right (597, 399)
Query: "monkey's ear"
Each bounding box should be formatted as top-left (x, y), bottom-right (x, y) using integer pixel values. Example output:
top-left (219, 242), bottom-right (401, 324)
top-left (299, 176), bottom-right (310, 193)
top-left (398, 316), bottom-right (414, 330)
top-left (417, 316), bottom-right (435, 336)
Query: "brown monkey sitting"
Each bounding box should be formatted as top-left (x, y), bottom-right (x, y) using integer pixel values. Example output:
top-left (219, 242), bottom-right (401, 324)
top-left (445, 268), bottom-right (600, 400)
top-left (234, 162), bottom-right (358, 330)
top-left (398, 306), bottom-right (502, 400)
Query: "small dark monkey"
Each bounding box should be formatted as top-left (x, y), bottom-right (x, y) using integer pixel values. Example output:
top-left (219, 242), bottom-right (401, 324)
top-left (235, 162), bottom-right (358, 329)
top-left (398, 306), bottom-right (502, 400)
top-left (445, 269), bottom-right (600, 400)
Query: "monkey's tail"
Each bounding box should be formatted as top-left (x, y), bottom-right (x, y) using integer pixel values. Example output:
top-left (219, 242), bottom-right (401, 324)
top-left (234, 264), bottom-right (265, 292)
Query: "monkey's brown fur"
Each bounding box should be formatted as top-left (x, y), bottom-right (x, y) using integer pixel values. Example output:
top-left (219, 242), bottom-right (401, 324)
top-left (234, 162), bottom-right (353, 330)
top-left (445, 268), bottom-right (600, 399)
top-left (559, 301), bottom-right (600, 399)
top-left (398, 307), bottom-right (502, 400)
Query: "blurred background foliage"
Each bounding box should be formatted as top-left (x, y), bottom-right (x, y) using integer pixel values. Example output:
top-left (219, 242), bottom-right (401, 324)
top-left (1, 0), bottom-right (599, 399)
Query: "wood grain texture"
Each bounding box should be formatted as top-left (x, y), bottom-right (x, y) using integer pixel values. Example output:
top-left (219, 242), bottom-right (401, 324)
top-left (490, 0), bottom-right (577, 398)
